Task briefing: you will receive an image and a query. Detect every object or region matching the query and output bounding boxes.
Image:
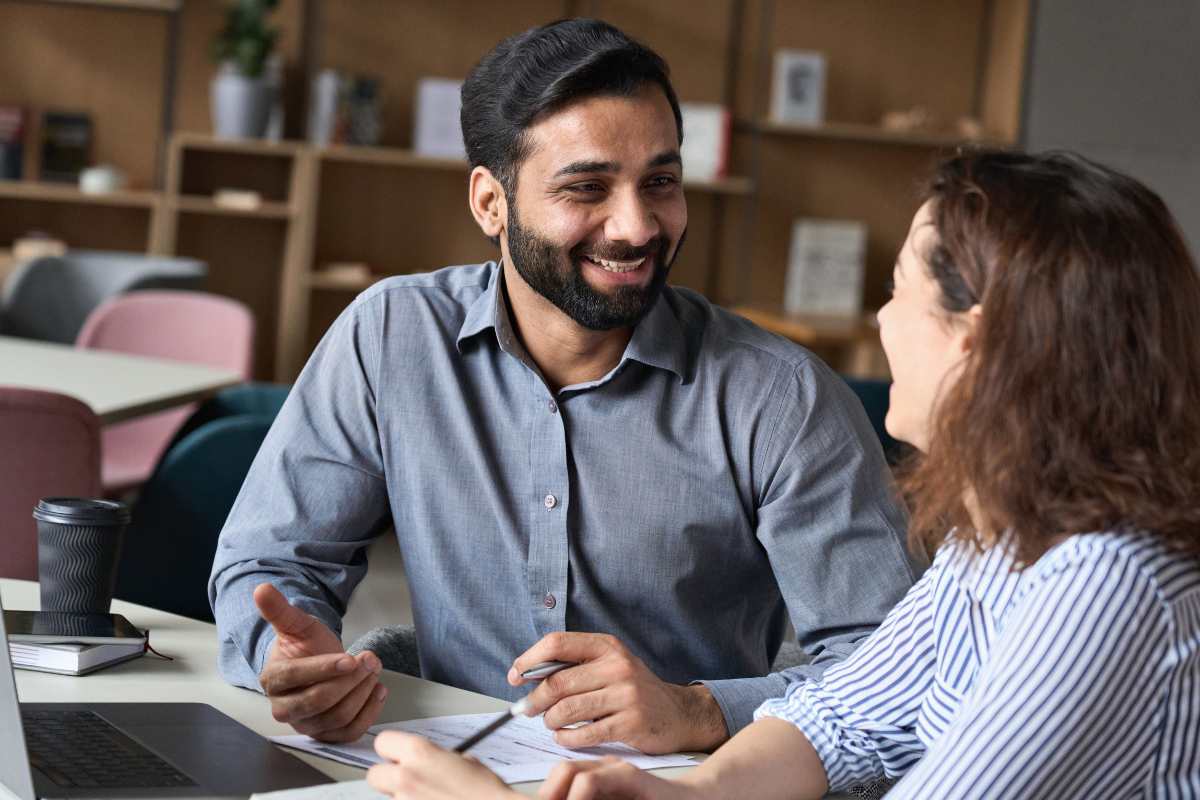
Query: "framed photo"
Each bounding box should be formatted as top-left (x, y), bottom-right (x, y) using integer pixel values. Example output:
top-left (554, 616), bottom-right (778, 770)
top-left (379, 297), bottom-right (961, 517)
top-left (784, 218), bottom-right (867, 315)
top-left (770, 50), bottom-right (826, 125)
top-left (679, 102), bottom-right (730, 182)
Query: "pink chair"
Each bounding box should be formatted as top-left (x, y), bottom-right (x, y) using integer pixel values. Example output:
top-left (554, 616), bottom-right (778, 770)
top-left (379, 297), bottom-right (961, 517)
top-left (76, 290), bottom-right (255, 494)
top-left (0, 388), bottom-right (101, 580)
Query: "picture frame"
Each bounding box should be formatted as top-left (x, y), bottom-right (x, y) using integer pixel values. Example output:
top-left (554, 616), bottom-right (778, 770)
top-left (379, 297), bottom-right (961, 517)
top-left (770, 50), bottom-right (827, 126)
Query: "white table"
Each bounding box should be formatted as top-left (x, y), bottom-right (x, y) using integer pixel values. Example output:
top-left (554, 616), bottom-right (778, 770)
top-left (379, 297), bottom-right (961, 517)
top-left (1, 579), bottom-right (697, 797)
top-left (0, 336), bottom-right (241, 425)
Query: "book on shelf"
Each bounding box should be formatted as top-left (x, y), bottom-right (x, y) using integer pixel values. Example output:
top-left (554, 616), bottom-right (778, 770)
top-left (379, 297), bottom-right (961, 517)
top-left (9, 640), bottom-right (145, 676)
top-left (0, 105), bottom-right (25, 180)
top-left (784, 218), bottom-right (867, 316)
top-left (40, 111), bottom-right (92, 183)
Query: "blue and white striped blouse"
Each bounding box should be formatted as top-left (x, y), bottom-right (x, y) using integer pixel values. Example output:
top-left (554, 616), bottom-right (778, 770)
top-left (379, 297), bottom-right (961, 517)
top-left (755, 531), bottom-right (1200, 798)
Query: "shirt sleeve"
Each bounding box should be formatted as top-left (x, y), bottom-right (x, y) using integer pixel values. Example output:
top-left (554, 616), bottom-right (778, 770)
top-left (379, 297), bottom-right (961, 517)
top-left (754, 562), bottom-right (938, 789)
top-left (208, 291), bottom-right (393, 690)
top-left (886, 545), bottom-right (1174, 799)
top-left (701, 357), bottom-right (919, 734)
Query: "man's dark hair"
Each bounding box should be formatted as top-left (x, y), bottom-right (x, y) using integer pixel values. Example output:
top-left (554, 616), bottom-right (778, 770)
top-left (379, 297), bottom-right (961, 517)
top-left (461, 18), bottom-right (683, 198)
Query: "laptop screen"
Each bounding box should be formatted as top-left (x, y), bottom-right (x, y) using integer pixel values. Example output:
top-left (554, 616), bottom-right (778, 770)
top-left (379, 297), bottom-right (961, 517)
top-left (0, 595), bottom-right (38, 800)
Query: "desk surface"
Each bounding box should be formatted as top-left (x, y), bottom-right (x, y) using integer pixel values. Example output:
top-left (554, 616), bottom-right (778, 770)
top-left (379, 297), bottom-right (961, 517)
top-left (0, 337), bottom-right (241, 425)
top-left (1, 579), bottom-right (696, 797)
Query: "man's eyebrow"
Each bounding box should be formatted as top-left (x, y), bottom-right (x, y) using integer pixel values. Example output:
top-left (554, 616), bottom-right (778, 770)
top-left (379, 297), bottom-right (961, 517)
top-left (552, 151), bottom-right (682, 179)
top-left (553, 160), bottom-right (619, 178)
top-left (647, 151), bottom-right (682, 169)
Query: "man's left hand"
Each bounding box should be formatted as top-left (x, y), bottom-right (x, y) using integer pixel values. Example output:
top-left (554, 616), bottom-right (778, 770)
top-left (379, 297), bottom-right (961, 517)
top-left (509, 632), bottom-right (728, 754)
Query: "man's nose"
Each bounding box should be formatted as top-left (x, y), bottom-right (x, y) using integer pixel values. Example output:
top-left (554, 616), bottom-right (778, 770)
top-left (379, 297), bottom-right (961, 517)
top-left (603, 188), bottom-right (660, 249)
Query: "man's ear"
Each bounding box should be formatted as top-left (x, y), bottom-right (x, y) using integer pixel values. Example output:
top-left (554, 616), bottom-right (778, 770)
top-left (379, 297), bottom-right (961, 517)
top-left (468, 166), bottom-right (506, 240)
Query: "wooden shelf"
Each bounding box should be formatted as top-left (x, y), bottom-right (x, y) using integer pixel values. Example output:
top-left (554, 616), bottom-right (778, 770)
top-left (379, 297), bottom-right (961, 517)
top-left (170, 195), bottom-right (293, 219)
top-left (0, 180), bottom-right (162, 209)
top-left (732, 305), bottom-right (874, 345)
top-left (173, 133), bottom-right (306, 158)
top-left (316, 145), bottom-right (754, 195)
top-left (748, 119), bottom-right (1008, 149)
top-left (308, 272), bottom-right (383, 291)
top-left (36, 0), bottom-right (181, 11)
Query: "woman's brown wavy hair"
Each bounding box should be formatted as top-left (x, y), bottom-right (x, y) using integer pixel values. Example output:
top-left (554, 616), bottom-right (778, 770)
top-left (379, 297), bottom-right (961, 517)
top-left (899, 150), bottom-right (1200, 566)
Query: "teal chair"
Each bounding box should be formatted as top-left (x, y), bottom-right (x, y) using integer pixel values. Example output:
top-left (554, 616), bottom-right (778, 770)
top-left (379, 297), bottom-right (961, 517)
top-left (840, 375), bottom-right (904, 465)
top-left (114, 384), bottom-right (288, 621)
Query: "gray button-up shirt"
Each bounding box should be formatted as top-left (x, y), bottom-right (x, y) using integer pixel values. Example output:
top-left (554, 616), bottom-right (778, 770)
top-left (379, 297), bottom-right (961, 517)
top-left (209, 262), bottom-right (916, 734)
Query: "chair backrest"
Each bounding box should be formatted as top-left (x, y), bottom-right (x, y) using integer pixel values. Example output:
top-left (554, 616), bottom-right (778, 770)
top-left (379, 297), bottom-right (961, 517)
top-left (114, 413), bottom-right (275, 621)
top-left (0, 251), bottom-right (206, 344)
top-left (77, 290), bottom-right (256, 492)
top-left (0, 388), bottom-right (101, 580)
top-left (839, 375), bottom-right (905, 464)
top-left (77, 289), bottom-right (254, 377)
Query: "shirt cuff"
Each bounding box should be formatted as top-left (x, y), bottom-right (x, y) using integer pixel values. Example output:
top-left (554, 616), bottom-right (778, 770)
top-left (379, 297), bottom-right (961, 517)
top-left (754, 687), bottom-right (878, 792)
top-left (698, 673), bottom-right (791, 736)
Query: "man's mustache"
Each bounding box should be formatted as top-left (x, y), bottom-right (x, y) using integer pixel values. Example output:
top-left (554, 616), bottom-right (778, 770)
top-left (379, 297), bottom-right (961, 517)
top-left (571, 237), bottom-right (670, 263)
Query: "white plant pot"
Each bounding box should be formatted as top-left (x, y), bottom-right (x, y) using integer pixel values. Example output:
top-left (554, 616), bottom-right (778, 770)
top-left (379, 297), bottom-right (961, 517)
top-left (211, 68), bottom-right (275, 139)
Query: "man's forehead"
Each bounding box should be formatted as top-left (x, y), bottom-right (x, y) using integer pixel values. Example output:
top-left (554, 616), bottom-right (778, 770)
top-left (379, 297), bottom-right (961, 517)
top-left (521, 89), bottom-right (680, 174)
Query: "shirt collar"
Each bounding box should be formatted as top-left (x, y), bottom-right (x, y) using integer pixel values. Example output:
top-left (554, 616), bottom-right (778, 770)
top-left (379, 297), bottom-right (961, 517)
top-left (455, 262), bottom-right (688, 382)
top-left (455, 262), bottom-right (509, 352)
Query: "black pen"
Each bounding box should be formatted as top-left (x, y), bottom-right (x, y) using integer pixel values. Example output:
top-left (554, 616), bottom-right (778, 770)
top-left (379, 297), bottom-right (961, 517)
top-left (452, 661), bottom-right (577, 754)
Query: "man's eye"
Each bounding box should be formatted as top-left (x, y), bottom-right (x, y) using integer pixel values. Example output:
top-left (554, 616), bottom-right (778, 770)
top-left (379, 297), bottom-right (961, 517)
top-left (646, 175), bottom-right (679, 189)
top-left (568, 182), bottom-right (605, 193)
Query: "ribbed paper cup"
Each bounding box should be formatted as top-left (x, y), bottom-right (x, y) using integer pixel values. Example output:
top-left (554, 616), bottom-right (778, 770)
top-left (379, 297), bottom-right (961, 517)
top-left (34, 498), bottom-right (131, 613)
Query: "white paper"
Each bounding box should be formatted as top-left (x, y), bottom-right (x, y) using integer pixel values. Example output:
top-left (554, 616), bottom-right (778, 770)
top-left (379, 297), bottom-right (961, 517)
top-left (252, 778), bottom-right (386, 800)
top-left (272, 713), bottom-right (695, 785)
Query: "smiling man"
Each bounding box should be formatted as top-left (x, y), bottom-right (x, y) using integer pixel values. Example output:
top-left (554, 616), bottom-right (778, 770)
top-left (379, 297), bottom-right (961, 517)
top-left (209, 18), bottom-right (915, 757)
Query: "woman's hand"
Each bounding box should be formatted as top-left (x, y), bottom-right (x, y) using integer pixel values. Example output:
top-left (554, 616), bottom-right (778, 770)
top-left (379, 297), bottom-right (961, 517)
top-left (538, 758), bottom-right (709, 800)
top-left (367, 731), bottom-right (517, 800)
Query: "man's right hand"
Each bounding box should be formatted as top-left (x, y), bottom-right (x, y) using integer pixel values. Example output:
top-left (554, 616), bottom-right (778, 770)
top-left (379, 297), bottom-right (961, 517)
top-left (254, 582), bottom-right (388, 743)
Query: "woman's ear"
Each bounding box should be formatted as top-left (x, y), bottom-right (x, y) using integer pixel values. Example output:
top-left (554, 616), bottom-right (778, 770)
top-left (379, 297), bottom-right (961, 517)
top-left (959, 303), bottom-right (983, 353)
top-left (468, 166), bottom-right (506, 240)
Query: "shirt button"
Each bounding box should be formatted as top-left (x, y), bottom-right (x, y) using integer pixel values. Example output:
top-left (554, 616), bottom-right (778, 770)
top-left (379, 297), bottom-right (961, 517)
top-left (543, 593), bottom-right (557, 609)
top-left (543, 494), bottom-right (557, 509)
top-left (547, 399), bottom-right (558, 414)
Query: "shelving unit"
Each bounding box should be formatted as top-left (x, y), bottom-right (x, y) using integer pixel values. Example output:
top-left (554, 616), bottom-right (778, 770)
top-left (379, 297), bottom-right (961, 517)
top-left (1, 0), bottom-right (1032, 382)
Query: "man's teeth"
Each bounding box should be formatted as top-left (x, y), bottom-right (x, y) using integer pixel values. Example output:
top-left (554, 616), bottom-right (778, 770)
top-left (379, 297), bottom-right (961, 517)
top-left (588, 256), bottom-right (646, 273)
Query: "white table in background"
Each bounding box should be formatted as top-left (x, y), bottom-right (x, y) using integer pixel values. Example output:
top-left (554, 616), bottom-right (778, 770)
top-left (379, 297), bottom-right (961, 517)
top-left (0, 336), bottom-right (240, 425)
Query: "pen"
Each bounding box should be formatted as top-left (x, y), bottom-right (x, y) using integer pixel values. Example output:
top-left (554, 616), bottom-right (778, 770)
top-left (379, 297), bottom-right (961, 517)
top-left (452, 661), bottom-right (577, 754)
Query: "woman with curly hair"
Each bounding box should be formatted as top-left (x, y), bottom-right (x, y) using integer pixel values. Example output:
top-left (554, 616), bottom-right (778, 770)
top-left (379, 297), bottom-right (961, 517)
top-left (367, 150), bottom-right (1200, 799)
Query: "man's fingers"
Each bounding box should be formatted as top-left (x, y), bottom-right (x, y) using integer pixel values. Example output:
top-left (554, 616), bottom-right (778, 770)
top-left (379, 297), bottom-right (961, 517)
top-left (552, 714), bottom-right (623, 750)
top-left (307, 682), bottom-right (389, 743)
top-left (509, 632), bottom-right (621, 685)
top-left (269, 660), bottom-right (381, 724)
top-left (563, 761), bottom-right (656, 800)
top-left (260, 651), bottom-right (361, 694)
top-left (540, 686), bottom-right (614, 732)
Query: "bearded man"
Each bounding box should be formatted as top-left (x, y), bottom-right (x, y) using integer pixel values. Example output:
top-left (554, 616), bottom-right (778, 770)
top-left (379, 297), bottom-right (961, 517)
top-left (209, 17), bottom-right (915, 757)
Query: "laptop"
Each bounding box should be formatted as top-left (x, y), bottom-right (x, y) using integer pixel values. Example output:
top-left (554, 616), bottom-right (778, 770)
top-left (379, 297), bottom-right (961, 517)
top-left (0, 596), bottom-right (334, 799)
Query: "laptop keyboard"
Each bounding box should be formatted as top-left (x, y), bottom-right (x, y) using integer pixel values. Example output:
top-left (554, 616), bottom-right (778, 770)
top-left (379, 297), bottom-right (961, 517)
top-left (21, 708), bottom-right (197, 789)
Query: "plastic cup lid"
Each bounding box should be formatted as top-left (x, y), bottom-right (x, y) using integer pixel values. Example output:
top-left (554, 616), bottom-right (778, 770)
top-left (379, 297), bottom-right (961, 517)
top-left (32, 498), bottom-right (131, 526)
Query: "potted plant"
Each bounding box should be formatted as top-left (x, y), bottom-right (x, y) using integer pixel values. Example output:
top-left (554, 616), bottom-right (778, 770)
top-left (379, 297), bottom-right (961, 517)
top-left (210, 0), bottom-right (280, 139)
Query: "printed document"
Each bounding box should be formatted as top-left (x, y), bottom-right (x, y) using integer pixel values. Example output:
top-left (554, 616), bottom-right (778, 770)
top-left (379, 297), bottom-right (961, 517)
top-left (271, 712), bottom-right (695, 784)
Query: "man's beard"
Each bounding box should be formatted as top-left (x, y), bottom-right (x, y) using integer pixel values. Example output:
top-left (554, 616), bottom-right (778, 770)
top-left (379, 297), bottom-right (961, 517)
top-left (506, 202), bottom-right (681, 331)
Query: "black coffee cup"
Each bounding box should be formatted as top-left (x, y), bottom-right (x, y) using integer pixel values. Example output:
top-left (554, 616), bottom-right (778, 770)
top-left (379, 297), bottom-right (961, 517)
top-left (34, 498), bottom-right (131, 613)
